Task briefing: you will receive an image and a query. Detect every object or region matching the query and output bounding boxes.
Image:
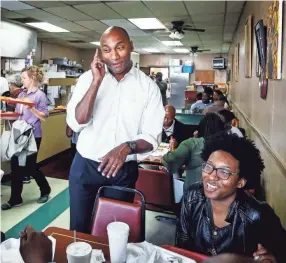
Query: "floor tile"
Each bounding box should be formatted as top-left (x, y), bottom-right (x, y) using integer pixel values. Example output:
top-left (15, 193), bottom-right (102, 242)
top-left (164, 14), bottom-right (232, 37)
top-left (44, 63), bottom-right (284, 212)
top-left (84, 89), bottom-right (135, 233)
top-left (1, 177), bottom-right (68, 233)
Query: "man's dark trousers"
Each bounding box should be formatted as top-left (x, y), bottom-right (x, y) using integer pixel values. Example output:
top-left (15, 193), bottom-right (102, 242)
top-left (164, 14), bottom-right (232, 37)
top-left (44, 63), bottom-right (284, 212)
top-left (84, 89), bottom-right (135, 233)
top-left (69, 152), bottom-right (138, 233)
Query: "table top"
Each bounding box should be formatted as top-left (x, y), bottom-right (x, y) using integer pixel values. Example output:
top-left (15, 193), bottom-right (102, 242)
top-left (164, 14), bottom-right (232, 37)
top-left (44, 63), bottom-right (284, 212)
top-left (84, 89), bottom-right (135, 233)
top-left (161, 245), bottom-right (208, 263)
top-left (44, 227), bottom-right (208, 263)
top-left (44, 227), bottom-right (110, 263)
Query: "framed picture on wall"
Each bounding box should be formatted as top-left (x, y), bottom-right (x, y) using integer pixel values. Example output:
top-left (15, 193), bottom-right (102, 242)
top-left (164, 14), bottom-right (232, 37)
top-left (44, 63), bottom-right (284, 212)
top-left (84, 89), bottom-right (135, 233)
top-left (234, 44), bottom-right (239, 82)
top-left (244, 15), bottom-right (252, 77)
top-left (266, 0), bottom-right (283, 79)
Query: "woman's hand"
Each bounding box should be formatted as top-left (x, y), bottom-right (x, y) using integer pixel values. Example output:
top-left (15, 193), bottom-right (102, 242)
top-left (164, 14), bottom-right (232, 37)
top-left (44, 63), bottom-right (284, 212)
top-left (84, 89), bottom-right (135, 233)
top-left (253, 244), bottom-right (277, 263)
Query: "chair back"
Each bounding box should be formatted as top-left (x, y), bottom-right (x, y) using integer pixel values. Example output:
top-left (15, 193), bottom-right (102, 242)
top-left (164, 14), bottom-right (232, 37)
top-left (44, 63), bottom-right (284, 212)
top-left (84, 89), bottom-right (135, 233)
top-left (90, 186), bottom-right (145, 242)
top-left (136, 168), bottom-right (174, 211)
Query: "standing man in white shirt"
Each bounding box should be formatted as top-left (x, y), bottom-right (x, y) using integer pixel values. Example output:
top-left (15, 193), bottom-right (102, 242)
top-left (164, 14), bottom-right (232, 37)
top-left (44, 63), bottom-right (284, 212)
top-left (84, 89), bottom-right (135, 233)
top-left (66, 27), bottom-right (165, 233)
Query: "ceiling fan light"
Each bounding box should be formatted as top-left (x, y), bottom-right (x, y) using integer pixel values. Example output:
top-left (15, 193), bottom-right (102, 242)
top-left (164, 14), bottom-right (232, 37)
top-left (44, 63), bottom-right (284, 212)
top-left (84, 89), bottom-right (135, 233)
top-left (178, 33), bottom-right (184, 40)
top-left (169, 32), bottom-right (175, 39)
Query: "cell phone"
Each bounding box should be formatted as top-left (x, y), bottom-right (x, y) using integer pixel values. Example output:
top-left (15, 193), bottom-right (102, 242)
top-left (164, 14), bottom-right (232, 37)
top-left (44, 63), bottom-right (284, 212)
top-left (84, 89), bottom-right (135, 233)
top-left (97, 48), bottom-right (107, 73)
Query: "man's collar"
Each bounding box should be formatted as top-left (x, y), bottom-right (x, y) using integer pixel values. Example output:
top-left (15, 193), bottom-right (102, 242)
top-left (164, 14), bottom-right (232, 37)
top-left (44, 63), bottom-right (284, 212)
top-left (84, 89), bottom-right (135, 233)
top-left (163, 119), bottom-right (175, 132)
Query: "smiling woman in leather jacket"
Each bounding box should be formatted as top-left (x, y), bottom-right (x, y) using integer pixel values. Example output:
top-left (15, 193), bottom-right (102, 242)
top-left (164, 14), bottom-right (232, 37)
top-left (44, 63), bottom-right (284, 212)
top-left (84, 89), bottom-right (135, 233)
top-left (176, 134), bottom-right (286, 263)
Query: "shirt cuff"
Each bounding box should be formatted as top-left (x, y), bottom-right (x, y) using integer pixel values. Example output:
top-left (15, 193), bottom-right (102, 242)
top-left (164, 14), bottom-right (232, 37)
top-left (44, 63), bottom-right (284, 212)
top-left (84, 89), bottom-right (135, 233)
top-left (66, 108), bottom-right (91, 133)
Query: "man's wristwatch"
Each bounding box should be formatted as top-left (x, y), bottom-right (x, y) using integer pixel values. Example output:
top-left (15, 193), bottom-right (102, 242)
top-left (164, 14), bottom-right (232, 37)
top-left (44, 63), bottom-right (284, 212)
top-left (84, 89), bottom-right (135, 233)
top-left (126, 141), bottom-right (137, 154)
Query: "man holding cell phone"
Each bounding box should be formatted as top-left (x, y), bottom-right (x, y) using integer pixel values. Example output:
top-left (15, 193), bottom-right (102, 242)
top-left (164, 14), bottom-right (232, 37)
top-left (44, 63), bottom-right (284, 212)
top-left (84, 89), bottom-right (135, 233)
top-left (66, 26), bottom-right (164, 233)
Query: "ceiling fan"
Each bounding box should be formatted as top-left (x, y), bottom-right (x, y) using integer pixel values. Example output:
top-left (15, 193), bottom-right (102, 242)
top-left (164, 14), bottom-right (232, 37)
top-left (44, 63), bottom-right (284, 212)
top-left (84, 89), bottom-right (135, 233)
top-left (190, 46), bottom-right (211, 53)
top-left (152, 21), bottom-right (206, 39)
top-left (171, 21), bottom-right (206, 33)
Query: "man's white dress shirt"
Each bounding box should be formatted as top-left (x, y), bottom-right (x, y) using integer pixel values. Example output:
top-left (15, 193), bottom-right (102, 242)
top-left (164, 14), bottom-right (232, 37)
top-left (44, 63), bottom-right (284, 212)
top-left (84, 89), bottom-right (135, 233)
top-left (67, 67), bottom-right (165, 162)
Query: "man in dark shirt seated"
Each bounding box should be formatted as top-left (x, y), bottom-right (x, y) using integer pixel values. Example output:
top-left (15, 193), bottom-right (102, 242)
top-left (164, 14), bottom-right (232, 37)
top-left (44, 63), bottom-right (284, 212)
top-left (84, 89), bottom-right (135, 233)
top-left (162, 105), bottom-right (188, 147)
top-left (177, 134), bottom-right (286, 263)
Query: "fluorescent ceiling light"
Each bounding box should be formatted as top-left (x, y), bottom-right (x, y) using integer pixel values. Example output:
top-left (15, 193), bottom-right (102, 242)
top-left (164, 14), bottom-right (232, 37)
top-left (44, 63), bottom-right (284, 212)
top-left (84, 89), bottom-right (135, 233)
top-left (173, 48), bottom-right (190, 53)
top-left (143, 48), bottom-right (160, 53)
top-left (26, 22), bottom-right (69, 33)
top-left (161, 41), bottom-right (183, 47)
top-left (90, 42), bottom-right (100, 46)
top-left (128, 18), bottom-right (166, 30)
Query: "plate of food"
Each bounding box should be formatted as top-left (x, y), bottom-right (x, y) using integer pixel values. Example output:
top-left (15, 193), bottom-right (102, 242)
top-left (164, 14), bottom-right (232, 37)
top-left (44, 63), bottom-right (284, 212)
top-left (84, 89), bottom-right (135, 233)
top-left (0, 97), bottom-right (35, 107)
top-left (0, 111), bottom-right (22, 120)
top-left (54, 105), bottom-right (66, 111)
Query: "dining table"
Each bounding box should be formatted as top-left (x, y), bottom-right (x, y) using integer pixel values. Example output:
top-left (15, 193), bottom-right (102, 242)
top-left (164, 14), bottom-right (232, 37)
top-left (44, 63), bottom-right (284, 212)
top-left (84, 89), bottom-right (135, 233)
top-left (44, 227), bottom-right (110, 263)
top-left (44, 227), bottom-right (208, 263)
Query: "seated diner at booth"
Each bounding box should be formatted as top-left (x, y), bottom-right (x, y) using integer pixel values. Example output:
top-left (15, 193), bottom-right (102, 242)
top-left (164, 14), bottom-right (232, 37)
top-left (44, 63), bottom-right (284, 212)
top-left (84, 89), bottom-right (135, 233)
top-left (176, 134), bottom-right (286, 263)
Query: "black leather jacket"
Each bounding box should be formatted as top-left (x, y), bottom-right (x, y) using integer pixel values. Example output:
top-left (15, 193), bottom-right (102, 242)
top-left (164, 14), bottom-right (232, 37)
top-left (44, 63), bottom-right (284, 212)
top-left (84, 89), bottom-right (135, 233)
top-left (176, 182), bottom-right (286, 263)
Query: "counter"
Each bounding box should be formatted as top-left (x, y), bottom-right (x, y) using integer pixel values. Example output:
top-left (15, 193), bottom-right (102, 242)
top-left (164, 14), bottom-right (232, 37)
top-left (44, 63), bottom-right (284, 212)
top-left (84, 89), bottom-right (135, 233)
top-left (0, 111), bottom-right (70, 174)
top-left (37, 111), bottom-right (70, 162)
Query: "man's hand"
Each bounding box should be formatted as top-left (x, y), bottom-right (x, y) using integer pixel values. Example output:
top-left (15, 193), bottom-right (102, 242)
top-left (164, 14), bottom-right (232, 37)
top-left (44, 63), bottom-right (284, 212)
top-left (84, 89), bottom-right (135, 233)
top-left (98, 143), bottom-right (131, 178)
top-left (253, 244), bottom-right (277, 263)
top-left (20, 225), bottom-right (52, 263)
top-left (91, 49), bottom-right (105, 84)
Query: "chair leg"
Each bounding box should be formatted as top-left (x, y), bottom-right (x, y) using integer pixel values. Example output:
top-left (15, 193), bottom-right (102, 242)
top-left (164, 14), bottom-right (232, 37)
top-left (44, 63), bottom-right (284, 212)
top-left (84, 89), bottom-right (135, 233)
top-left (155, 215), bottom-right (177, 224)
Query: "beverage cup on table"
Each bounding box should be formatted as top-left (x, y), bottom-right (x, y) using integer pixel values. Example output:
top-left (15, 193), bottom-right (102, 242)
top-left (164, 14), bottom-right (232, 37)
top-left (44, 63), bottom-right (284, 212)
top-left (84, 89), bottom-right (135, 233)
top-left (66, 242), bottom-right (92, 263)
top-left (107, 222), bottom-right (130, 263)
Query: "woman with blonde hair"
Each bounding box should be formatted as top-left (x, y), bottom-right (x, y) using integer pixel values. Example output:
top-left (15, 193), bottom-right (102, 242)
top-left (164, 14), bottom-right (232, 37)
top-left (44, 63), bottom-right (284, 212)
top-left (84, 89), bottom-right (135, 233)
top-left (2, 66), bottom-right (51, 210)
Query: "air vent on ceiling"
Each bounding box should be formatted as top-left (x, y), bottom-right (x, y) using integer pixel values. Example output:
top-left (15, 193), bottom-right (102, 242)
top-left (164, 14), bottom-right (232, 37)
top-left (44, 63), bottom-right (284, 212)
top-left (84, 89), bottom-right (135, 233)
top-left (68, 40), bottom-right (86, 43)
top-left (11, 18), bottom-right (40, 23)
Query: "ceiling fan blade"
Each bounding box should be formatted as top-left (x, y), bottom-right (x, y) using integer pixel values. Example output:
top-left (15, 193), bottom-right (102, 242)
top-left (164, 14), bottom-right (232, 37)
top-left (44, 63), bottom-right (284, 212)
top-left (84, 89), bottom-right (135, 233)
top-left (184, 28), bottom-right (206, 32)
top-left (198, 49), bottom-right (211, 52)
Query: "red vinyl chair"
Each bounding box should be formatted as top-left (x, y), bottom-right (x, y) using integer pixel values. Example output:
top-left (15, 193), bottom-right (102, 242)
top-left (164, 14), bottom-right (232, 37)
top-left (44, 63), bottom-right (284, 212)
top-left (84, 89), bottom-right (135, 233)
top-left (90, 186), bottom-right (145, 243)
top-left (135, 168), bottom-right (174, 212)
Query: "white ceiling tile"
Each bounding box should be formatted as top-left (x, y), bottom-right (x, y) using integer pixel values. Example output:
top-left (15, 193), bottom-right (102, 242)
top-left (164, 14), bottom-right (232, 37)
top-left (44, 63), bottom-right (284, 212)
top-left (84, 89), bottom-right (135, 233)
top-left (225, 12), bottom-right (241, 25)
top-left (185, 1), bottom-right (225, 15)
top-left (43, 6), bottom-right (92, 21)
top-left (60, 32), bottom-right (91, 40)
top-left (21, 1), bottom-right (67, 8)
top-left (1, 1), bottom-right (34, 11)
top-left (51, 21), bottom-right (91, 32)
top-left (223, 34), bottom-right (233, 42)
top-left (144, 1), bottom-right (188, 17)
top-left (106, 2), bottom-right (153, 18)
top-left (199, 33), bottom-right (222, 41)
top-left (191, 14), bottom-right (224, 25)
top-left (74, 3), bottom-right (122, 20)
top-left (100, 19), bottom-right (137, 30)
top-left (224, 25), bottom-right (237, 34)
top-left (227, 1), bottom-right (245, 13)
top-left (77, 30), bottom-right (101, 39)
top-left (126, 29), bottom-right (148, 37)
top-left (16, 9), bottom-right (67, 23)
top-left (75, 20), bottom-right (109, 32)
top-left (1, 8), bottom-right (27, 19)
top-left (201, 40), bottom-right (222, 46)
top-left (203, 26), bottom-right (224, 34)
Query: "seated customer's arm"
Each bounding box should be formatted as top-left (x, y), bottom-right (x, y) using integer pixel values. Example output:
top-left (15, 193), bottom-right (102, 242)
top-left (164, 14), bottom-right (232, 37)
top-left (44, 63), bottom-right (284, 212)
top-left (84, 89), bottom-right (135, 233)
top-left (162, 139), bottom-right (192, 173)
top-left (257, 203), bottom-right (286, 263)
